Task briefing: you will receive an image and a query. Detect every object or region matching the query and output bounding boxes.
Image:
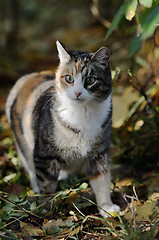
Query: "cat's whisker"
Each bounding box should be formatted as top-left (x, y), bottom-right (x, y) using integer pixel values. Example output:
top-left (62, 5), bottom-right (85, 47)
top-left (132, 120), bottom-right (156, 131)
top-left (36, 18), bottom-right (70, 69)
top-left (42, 96), bottom-right (54, 110)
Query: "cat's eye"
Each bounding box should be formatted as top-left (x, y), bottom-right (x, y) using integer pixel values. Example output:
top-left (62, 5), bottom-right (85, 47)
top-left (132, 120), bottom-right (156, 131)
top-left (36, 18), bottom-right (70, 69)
top-left (65, 75), bottom-right (74, 84)
top-left (85, 77), bottom-right (96, 85)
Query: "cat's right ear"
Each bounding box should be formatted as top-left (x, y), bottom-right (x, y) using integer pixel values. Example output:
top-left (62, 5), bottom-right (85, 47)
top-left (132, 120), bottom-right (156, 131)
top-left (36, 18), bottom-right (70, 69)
top-left (56, 41), bottom-right (71, 64)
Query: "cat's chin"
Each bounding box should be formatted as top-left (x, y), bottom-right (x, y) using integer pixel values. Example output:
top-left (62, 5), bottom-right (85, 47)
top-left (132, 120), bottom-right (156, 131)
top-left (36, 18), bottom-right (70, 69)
top-left (73, 99), bottom-right (84, 103)
top-left (72, 98), bottom-right (91, 105)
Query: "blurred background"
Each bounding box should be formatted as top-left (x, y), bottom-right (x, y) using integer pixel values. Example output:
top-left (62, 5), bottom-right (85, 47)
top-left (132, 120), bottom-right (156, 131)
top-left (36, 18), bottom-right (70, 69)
top-left (0, 0), bottom-right (159, 197)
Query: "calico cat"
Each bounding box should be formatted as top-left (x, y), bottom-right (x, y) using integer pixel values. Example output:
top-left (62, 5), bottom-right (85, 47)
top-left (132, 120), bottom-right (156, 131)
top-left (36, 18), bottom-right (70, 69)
top-left (6, 41), bottom-right (120, 217)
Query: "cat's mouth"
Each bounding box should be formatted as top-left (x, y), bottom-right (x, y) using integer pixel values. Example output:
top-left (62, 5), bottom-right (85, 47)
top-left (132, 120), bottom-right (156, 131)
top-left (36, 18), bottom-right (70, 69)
top-left (74, 98), bottom-right (84, 103)
top-left (75, 98), bottom-right (82, 101)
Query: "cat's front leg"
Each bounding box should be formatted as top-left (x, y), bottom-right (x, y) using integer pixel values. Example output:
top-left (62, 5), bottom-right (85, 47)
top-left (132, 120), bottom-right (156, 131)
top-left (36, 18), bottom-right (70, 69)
top-left (34, 157), bottom-right (60, 193)
top-left (89, 169), bottom-right (120, 217)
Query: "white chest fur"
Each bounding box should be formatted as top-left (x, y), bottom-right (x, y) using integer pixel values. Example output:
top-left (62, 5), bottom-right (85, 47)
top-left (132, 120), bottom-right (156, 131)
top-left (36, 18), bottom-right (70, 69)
top-left (56, 94), bottom-right (112, 156)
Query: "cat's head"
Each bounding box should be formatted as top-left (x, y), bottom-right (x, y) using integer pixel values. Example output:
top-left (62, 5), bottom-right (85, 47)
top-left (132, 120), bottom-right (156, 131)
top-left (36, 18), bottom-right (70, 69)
top-left (56, 41), bottom-right (112, 103)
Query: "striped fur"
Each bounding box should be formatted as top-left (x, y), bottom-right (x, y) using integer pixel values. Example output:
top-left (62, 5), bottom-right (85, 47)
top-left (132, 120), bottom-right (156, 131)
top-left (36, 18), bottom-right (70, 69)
top-left (6, 41), bottom-right (120, 217)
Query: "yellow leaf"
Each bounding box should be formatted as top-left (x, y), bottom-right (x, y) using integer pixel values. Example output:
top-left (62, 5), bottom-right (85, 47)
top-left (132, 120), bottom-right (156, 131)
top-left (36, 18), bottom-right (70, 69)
top-left (65, 191), bottom-right (78, 204)
top-left (112, 86), bottom-right (139, 128)
top-left (27, 189), bottom-right (35, 196)
top-left (68, 226), bottom-right (80, 236)
top-left (124, 200), bottom-right (158, 222)
top-left (115, 178), bottom-right (134, 187)
top-left (108, 211), bottom-right (119, 217)
top-left (148, 192), bottom-right (159, 201)
top-left (125, 0), bottom-right (138, 21)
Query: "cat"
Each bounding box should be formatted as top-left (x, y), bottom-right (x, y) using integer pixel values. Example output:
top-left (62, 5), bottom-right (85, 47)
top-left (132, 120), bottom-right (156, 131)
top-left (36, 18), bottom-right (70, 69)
top-left (6, 41), bottom-right (120, 217)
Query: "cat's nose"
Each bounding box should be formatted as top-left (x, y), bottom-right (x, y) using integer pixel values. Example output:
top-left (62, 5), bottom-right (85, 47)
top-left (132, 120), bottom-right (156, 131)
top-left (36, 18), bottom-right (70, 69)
top-left (74, 92), bottom-right (82, 98)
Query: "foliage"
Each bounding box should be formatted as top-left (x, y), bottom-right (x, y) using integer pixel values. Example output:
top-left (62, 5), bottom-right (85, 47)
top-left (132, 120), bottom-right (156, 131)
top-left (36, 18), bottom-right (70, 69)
top-left (106, 0), bottom-right (159, 56)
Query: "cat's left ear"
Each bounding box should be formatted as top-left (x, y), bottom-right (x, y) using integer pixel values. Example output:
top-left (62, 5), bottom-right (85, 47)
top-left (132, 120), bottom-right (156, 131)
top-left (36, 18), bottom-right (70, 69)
top-left (56, 40), bottom-right (71, 64)
top-left (91, 47), bottom-right (111, 65)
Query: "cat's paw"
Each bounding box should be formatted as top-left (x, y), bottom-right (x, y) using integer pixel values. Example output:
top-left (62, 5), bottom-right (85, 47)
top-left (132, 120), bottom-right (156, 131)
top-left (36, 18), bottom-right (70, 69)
top-left (99, 204), bottom-right (120, 218)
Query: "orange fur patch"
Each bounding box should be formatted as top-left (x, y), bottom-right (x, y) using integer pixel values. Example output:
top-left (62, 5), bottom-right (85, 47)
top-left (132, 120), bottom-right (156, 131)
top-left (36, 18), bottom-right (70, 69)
top-left (77, 60), bottom-right (82, 72)
top-left (16, 71), bottom-right (53, 115)
top-left (75, 64), bottom-right (78, 74)
top-left (89, 173), bottom-right (103, 181)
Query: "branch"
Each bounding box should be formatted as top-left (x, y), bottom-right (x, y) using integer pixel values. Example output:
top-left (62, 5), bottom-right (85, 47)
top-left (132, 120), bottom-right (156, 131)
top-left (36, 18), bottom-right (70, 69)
top-left (90, 0), bottom-right (110, 29)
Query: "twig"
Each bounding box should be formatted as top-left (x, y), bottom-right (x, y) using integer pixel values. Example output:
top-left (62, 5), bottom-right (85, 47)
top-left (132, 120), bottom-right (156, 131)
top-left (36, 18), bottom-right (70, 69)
top-left (79, 230), bottom-right (105, 238)
top-left (2, 212), bottom-right (28, 228)
top-left (129, 74), bottom-right (158, 114)
top-left (72, 203), bottom-right (86, 218)
top-left (133, 186), bottom-right (139, 202)
top-left (90, 0), bottom-right (110, 29)
top-left (1, 197), bottom-right (52, 229)
top-left (124, 84), bottom-right (158, 123)
top-left (132, 196), bottom-right (137, 231)
top-left (123, 194), bottom-right (141, 202)
top-left (0, 195), bottom-right (43, 219)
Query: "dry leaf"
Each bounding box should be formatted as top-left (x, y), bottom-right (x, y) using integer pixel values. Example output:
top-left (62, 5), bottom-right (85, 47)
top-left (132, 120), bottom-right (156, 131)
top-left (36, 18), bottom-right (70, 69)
top-left (148, 192), bottom-right (159, 201)
top-left (112, 86), bottom-right (139, 128)
top-left (115, 178), bottom-right (134, 187)
top-left (20, 222), bottom-right (44, 237)
top-left (43, 219), bottom-right (65, 235)
top-left (60, 226), bottom-right (80, 237)
top-left (124, 200), bottom-right (158, 222)
top-left (135, 201), bottom-right (157, 222)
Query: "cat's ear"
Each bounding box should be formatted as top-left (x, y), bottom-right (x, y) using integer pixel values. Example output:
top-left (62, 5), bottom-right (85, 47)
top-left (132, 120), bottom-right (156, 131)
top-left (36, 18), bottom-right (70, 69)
top-left (56, 40), bottom-right (71, 64)
top-left (91, 47), bottom-right (111, 65)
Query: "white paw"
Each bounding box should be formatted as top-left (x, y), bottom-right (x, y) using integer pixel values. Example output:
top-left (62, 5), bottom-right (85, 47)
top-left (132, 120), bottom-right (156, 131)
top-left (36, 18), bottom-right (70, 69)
top-left (99, 204), bottom-right (120, 218)
top-left (58, 170), bottom-right (68, 180)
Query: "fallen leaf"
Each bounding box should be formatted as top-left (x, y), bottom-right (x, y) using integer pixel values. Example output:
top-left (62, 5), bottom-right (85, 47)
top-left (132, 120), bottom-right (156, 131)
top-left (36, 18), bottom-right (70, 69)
top-left (135, 201), bottom-right (157, 222)
top-left (115, 178), bottom-right (134, 187)
top-left (112, 86), bottom-right (139, 127)
top-left (148, 192), bottom-right (159, 201)
top-left (124, 200), bottom-right (159, 223)
top-left (42, 218), bottom-right (49, 226)
top-left (20, 222), bottom-right (44, 237)
top-left (43, 219), bottom-right (65, 235)
top-left (65, 190), bottom-right (78, 204)
top-left (60, 226), bottom-right (80, 237)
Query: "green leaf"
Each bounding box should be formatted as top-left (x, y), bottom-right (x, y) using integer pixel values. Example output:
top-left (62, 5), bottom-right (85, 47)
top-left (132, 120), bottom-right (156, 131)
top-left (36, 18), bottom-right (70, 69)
top-left (105, 3), bottom-right (126, 39)
top-left (139, 0), bottom-right (153, 8)
top-left (79, 182), bottom-right (88, 189)
top-left (141, 6), bottom-right (159, 39)
top-left (129, 36), bottom-right (141, 56)
top-left (2, 202), bottom-right (14, 212)
top-left (66, 220), bottom-right (74, 227)
top-left (8, 194), bottom-right (19, 202)
top-left (0, 221), bottom-right (5, 228)
top-left (30, 201), bottom-right (37, 210)
top-left (125, 0), bottom-right (138, 21)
